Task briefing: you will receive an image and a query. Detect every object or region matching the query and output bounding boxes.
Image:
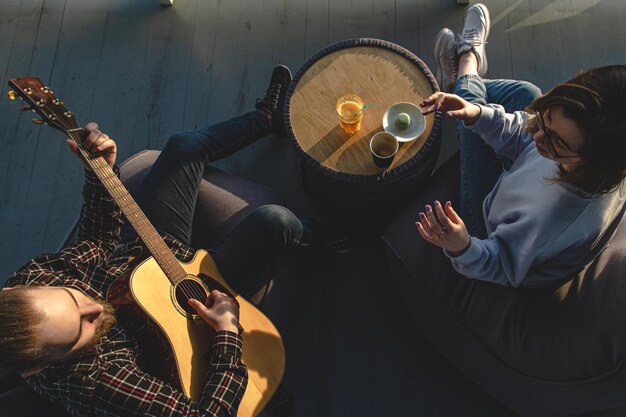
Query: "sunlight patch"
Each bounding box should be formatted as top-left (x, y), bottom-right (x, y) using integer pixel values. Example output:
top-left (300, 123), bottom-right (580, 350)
top-left (505, 0), bottom-right (603, 32)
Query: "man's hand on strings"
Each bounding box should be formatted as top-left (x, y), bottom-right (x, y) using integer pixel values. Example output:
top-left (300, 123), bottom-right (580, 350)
top-left (188, 290), bottom-right (241, 334)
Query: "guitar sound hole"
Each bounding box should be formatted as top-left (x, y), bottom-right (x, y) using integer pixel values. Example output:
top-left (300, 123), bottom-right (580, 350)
top-left (175, 279), bottom-right (208, 316)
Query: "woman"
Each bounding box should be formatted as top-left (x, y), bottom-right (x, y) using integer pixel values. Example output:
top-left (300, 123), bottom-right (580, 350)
top-left (416, 3), bottom-right (626, 288)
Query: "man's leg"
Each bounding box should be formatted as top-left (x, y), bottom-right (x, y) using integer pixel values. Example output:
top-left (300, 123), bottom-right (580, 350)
top-left (209, 205), bottom-right (312, 298)
top-left (124, 65), bottom-right (292, 245)
top-left (131, 110), bottom-right (272, 245)
top-left (125, 66), bottom-right (311, 294)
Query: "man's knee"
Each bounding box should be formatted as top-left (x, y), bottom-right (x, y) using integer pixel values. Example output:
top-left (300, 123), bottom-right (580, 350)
top-left (245, 205), bottom-right (300, 241)
top-left (163, 132), bottom-right (204, 157)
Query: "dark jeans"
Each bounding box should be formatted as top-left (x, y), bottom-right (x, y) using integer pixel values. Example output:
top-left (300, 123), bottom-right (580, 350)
top-left (452, 75), bottom-right (541, 238)
top-left (126, 110), bottom-right (310, 298)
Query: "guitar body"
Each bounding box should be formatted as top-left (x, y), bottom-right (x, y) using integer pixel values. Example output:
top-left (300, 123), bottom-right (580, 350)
top-left (108, 249), bottom-right (286, 417)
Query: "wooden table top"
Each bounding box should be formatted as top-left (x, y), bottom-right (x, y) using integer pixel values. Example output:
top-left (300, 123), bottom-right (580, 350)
top-left (288, 42), bottom-right (436, 176)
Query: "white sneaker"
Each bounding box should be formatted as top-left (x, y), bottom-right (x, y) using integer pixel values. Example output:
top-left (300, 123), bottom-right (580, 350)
top-left (434, 28), bottom-right (458, 92)
top-left (457, 3), bottom-right (490, 77)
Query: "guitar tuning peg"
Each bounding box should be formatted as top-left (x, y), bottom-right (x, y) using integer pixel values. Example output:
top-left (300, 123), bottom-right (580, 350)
top-left (20, 105), bottom-right (32, 112)
top-left (8, 90), bottom-right (17, 100)
top-left (32, 118), bottom-right (45, 125)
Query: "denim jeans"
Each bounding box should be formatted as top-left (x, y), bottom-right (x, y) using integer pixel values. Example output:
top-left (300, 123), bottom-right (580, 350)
top-left (453, 75), bottom-right (541, 238)
top-left (125, 110), bottom-right (310, 298)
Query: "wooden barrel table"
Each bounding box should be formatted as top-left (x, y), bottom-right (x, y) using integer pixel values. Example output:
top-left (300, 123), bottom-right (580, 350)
top-left (285, 38), bottom-right (442, 223)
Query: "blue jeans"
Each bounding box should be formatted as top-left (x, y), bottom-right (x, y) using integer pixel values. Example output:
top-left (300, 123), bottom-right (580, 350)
top-left (125, 110), bottom-right (311, 298)
top-left (453, 75), bottom-right (541, 238)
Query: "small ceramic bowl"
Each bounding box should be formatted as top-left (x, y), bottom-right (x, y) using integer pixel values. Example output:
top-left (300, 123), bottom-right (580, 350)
top-left (382, 102), bottom-right (426, 142)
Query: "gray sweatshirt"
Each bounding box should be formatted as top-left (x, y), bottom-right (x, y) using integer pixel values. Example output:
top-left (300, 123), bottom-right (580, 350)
top-left (445, 104), bottom-right (626, 288)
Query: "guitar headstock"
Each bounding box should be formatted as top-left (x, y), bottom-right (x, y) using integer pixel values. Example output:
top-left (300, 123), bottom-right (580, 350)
top-left (7, 77), bottom-right (78, 135)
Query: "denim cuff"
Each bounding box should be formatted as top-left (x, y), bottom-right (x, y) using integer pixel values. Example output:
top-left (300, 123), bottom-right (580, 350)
top-left (453, 74), bottom-right (487, 102)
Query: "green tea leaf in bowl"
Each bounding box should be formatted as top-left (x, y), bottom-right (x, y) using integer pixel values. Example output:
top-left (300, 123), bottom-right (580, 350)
top-left (395, 113), bottom-right (411, 130)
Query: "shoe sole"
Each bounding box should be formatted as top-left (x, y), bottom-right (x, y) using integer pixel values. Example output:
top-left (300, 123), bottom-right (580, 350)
top-left (272, 65), bottom-right (293, 136)
top-left (434, 28), bottom-right (455, 92)
top-left (275, 64), bottom-right (292, 82)
top-left (470, 3), bottom-right (490, 77)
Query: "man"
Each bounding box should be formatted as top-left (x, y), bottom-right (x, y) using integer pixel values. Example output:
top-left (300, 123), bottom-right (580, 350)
top-left (0, 65), bottom-right (312, 416)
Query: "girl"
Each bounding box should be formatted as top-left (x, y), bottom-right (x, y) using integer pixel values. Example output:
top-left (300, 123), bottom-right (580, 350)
top-left (417, 3), bottom-right (626, 288)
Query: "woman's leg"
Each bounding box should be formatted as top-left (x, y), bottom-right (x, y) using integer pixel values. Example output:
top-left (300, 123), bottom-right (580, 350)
top-left (453, 47), bottom-right (542, 238)
top-left (453, 73), bottom-right (501, 239)
top-left (485, 79), bottom-right (542, 115)
top-left (453, 76), bottom-right (542, 238)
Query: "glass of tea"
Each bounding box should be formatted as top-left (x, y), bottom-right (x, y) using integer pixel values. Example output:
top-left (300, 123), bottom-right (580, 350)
top-left (336, 94), bottom-right (364, 134)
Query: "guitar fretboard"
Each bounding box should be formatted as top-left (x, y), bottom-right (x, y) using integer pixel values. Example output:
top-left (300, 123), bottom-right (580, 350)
top-left (75, 133), bottom-right (188, 285)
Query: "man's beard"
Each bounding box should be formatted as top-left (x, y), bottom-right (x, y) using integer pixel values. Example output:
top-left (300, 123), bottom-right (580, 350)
top-left (80, 299), bottom-right (117, 352)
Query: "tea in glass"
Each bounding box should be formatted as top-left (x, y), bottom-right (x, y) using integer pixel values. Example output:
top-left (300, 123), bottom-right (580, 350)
top-left (336, 94), bottom-right (364, 134)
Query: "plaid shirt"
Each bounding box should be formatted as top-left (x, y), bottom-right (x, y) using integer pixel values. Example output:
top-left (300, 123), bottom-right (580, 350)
top-left (6, 170), bottom-right (248, 417)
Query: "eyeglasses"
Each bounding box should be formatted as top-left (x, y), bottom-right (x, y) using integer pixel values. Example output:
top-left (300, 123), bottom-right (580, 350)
top-left (535, 110), bottom-right (579, 159)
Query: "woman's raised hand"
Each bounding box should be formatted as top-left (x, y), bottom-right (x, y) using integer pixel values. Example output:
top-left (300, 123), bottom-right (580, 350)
top-left (416, 200), bottom-right (471, 256)
top-left (419, 92), bottom-right (482, 125)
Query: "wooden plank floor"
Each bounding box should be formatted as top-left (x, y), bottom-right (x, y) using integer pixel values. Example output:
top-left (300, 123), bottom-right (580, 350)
top-left (1, 0), bottom-right (626, 416)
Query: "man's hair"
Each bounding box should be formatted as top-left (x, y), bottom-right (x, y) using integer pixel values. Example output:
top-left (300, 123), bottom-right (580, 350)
top-left (526, 65), bottom-right (626, 195)
top-left (0, 286), bottom-right (53, 373)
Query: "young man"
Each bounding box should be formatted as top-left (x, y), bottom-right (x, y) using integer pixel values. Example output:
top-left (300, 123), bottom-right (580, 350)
top-left (0, 65), bottom-right (311, 416)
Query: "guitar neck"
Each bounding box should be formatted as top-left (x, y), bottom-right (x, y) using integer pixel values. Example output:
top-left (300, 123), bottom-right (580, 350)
top-left (71, 129), bottom-right (187, 285)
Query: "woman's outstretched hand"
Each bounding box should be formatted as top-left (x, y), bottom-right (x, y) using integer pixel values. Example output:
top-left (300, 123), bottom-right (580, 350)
top-left (416, 200), bottom-right (471, 256)
top-left (419, 92), bottom-right (482, 125)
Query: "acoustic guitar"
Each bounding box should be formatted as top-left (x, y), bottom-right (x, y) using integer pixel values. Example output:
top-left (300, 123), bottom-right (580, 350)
top-left (8, 77), bottom-right (285, 417)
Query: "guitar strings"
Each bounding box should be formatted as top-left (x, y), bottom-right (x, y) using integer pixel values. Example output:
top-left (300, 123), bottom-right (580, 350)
top-left (180, 280), bottom-right (209, 303)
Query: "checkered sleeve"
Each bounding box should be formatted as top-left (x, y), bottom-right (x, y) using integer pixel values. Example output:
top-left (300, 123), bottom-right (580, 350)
top-left (74, 168), bottom-right (122, 260)
top-left (91, 332), bottom-right (247, 417)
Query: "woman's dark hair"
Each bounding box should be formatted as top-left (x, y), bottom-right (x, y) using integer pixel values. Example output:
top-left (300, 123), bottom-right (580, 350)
top-left (526, 65), bottom-right (626, 194)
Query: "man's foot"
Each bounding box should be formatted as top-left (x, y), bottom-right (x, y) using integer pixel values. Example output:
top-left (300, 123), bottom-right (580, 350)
top-left (456, 3), bottom-right (490, 77)
top-left (434, 28), bottom-right (458, 92)
top-left (256, 65), bottom-right (292, 136)
top-left (302, 219), bottom-right (359, 255)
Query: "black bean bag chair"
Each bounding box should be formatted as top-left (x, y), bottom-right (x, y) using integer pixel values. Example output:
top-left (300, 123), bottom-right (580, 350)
top-left (382, 153), bottom-right (626, 417)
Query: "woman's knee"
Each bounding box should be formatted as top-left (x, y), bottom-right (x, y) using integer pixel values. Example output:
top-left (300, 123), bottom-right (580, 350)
top-left (453, 75), bottom-right (488, 104)
top-left (517, 81), bottom-right (542, 103)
